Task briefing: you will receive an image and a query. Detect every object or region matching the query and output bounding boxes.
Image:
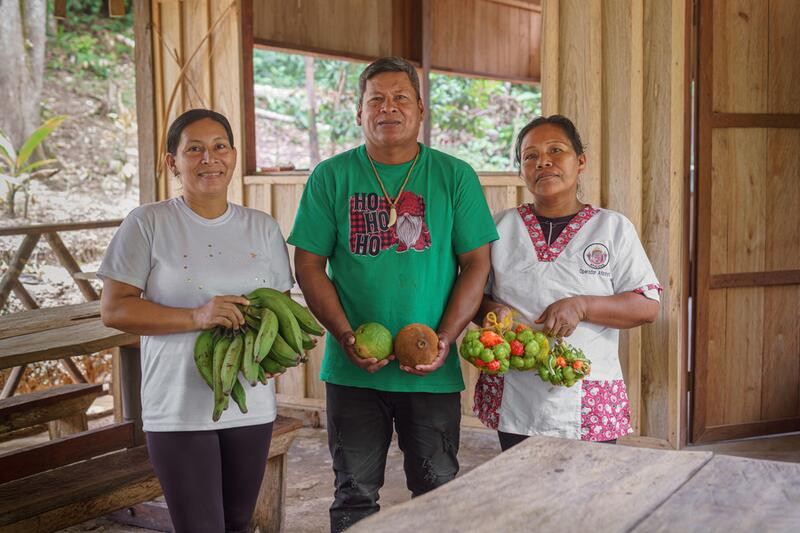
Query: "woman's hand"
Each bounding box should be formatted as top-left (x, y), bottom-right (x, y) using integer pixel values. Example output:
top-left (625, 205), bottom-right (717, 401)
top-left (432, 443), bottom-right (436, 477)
top-left (339, 330), bottom-right (395, 374)
top-left (535, 296), bottom-right (586, 338)
top-left (191, 295), bottom-right (250, 330)
top-left (482, 304), bottom-right (513, 329)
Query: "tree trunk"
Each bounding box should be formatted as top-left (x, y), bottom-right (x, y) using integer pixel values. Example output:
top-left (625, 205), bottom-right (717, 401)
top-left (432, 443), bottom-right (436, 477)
top-left (304, 56), bottom-right (321, 168)
top-left (0, 0), bottom-right (47, 149)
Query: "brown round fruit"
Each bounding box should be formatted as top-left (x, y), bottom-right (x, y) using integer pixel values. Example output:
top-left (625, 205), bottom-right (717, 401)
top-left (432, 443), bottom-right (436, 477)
top-left (394, 323), bottom-right (439, 367)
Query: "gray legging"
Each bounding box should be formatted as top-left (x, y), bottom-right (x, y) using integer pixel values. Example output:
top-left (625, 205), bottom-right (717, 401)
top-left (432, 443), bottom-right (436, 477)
top-left (146, 422), bottom-right (273, 533)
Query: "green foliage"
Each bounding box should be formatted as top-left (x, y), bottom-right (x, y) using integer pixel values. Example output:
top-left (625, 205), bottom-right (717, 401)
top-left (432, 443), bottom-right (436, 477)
top-left (253, 49), bottom-right (541, 171)
top-left (0, 116), bottom-right (67, 218)
top-left (430, 73), bottom-right (541, 171)
top-left (47, 0), bottom-right (134, 79)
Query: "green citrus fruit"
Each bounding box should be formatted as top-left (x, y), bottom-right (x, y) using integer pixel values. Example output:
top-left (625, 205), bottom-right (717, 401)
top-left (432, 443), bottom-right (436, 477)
top-left (353, 322), bottom-right (393, 360)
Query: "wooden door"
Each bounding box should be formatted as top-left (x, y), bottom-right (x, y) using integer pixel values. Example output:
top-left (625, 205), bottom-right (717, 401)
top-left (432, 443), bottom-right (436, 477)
top-left (692, 0), bottom-right (800, 443)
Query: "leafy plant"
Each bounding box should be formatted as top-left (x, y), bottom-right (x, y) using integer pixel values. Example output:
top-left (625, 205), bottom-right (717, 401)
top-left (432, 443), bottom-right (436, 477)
top-left (0, 116), bottom-right (67, 218)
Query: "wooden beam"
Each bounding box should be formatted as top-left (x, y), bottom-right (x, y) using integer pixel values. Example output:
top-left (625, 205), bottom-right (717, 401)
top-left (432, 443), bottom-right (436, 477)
top-left (134, 0), bottom-right (157, 205)
top-left (421, 0), bottom-right (432, 146)
top-left (484, 0), bottom-right (542, 13)
top-left (540, 0), bottom-right (559, 115)
top-left (0, 234), bottom-right (40, 310)
top-left (0, 422), bottom-right (135, 484)
top-left (242, 0), bottom-right (257, 177)
top-left (711, 112), bottom-right (800, 129)
top-left (11, 280), bottom-right (38, 310)
top-left (709, 270), bottom-right (800, 289)
top-left (45, 233), bottom-right (100, 302)
top-left (0, 220), bottom-right (122, 237)
top-left (0, 366), bottom-right (26, 400)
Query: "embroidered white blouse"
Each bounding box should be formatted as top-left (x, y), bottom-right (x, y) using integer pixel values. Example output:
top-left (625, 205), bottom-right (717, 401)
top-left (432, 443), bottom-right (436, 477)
top-left (475, 204), bottom-right (661, 441)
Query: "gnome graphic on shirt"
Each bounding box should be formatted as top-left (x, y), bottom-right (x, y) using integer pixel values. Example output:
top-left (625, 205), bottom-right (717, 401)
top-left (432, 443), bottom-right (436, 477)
top-left (393, 191), bottom-right (431, 253)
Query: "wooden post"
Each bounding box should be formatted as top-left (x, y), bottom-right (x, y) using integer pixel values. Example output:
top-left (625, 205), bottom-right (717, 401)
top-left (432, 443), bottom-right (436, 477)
top-left (421, 0), bottom-right (432, 146)
top-left (0, 234), bottom-right (40, 309)
top-left (134, 0), bottom-right (157, 205)
top-left (45, 232), bottom-right (99, 301)
top-left (118, 346), bottom-right (144, 446)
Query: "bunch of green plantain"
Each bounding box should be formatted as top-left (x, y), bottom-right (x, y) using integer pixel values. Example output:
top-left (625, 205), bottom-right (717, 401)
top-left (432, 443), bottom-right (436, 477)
top-left (193, 287), bottom-right (325, 421)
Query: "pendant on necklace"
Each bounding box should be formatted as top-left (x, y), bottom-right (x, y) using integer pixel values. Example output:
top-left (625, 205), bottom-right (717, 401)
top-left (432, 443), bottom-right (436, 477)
top-left (388, 206), bottom-right (397, 227)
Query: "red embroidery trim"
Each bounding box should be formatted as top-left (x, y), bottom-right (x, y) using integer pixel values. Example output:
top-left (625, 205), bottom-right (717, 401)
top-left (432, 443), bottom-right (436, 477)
top-left (517, 204), bottom-right (599, 262)
top-left (634, 283), bottom-right (663, 295)
top-left (473, 373), bottom-right (505, 430)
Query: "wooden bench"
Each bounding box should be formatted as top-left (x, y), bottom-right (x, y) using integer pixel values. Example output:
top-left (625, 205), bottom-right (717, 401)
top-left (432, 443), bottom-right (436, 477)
top-left (0, 414), bottom-right (303, 533)
top-left (0, 383), bottom-right (103, 440)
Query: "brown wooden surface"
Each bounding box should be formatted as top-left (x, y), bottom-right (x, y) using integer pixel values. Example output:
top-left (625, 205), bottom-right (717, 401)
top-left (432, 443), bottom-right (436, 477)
top-left (0, 383), bottom-right (102, 434)
top-left (0, 301), bottom-right (101, 341)
top-left (0, 233), bottom-right (40, 309)
top-left (0, 422), bottom-right (135, 484)
top-left (349, 435), bottom-right (712, 533)
top-left (0, 219), bottom-right (122, 237)
top-left (134, 0), bottom-right (157, 206)
top-left (632, 454), bottom-right (800, 532)
top-left (0, 320), bottom-right (138, 370)
top-left (253, 0), bottom-right (396, 62)
top-left (431, 0), bottom-right (540, 82)
top-left (693, 0), bottom-right (800, 443)
top-left (106, 500), bottom-right (171, 533)
top-left (45, 232), bottom-right (99, 302)
top-left (0, 382), bottom-right (101, 418)
top-left (0, 445), bottom-right (161, 531)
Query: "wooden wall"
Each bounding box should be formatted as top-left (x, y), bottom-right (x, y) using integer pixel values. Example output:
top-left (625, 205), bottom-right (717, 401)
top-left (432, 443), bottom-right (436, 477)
top-left (541, 0), bottom-right (688, 448)
top-left (692, 0), bottom-right (800, 443)
top-left (144, 0), bottom-right (246, 204)
top-left (252, 0), bottom-right (540, 82)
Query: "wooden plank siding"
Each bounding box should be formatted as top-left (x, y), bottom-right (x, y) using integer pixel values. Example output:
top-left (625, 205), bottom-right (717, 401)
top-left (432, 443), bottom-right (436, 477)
top-left (692, 0), bottom-right (800, 443)
top-left (540, 0), bottom-right (687, 446)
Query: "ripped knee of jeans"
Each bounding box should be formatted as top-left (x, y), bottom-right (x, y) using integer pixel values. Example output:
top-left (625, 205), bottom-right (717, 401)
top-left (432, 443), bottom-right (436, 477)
top-left (421, 457), bottom-right (439, 484)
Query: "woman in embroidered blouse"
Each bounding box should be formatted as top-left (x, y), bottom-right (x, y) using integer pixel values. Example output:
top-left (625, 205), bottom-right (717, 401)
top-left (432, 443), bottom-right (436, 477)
top-left (474, 115), bottom-right (661, 450)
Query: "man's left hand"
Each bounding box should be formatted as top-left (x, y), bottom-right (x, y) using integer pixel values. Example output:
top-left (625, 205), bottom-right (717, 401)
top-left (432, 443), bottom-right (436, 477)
top-left (399, 332), bottom-right (450, 376)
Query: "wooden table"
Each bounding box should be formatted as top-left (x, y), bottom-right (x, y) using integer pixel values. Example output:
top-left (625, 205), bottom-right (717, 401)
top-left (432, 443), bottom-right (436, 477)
top-left (0, 301), bottom-right (137, 370)
top-left (349, 435), bottom-right (800, 533)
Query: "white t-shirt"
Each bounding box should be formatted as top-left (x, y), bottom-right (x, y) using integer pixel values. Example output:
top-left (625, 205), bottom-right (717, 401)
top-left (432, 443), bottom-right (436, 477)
top-left (98, 197), bottom-right (295, 431)
top-left (475, 204), bottom-right (661, 441)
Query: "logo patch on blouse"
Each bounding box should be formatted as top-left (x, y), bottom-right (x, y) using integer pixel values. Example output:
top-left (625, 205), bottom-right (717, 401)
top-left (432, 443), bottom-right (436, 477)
top-left (349, 191), bottom-right (431, 257)
top-left (583, 243), bottom-right (610, 270)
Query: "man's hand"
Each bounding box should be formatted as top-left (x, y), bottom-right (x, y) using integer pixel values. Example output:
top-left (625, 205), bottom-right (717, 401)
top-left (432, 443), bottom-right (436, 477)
top-left (399, 331), bottom-right (450, 376)
top-left (535, 296), bottom-right (586, 338)
top-left (339, 330), bottom-right (394, 373)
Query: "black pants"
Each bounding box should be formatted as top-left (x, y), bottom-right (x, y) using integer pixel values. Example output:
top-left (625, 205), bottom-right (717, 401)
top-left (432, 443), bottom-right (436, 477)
top-left (146, 422), bottom-right (273, 533)
top-left (326, 383), bottom-right (461, 532)
top-left (497, 430), bottom-right (616, 451)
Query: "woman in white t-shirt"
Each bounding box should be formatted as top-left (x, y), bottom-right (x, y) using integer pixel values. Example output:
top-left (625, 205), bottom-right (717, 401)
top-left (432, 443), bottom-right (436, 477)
top-left (99, 109), bottom-right (294, 532)
top-left (474, 115), bottom-right (661, 450)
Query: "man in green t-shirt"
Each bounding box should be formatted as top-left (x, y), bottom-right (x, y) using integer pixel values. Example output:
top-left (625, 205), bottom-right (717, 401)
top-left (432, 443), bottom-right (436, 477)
top-left (288, 56), bottom-right (498, 532)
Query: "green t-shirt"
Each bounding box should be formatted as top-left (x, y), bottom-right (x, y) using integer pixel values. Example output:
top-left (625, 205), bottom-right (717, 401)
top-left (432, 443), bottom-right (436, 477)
top-left (288, 143), bottom-right (498, 392)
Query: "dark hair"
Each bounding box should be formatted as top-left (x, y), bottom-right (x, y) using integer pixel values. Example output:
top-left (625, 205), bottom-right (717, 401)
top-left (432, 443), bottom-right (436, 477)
top-left (514, 115), bottom-right (585, 168)
top-left (166, 109), bottom-right (235, 155)
top-left (358, 57), bottom-right (421, 108)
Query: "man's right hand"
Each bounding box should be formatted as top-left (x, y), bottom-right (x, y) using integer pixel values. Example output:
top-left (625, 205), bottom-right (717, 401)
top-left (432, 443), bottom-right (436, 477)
top-left (338, 330), bottom-right (394, 373)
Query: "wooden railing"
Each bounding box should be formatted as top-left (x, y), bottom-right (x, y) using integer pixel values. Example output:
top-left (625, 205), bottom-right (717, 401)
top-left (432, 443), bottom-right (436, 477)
top-left (0, 220), bottom-right (122, 398)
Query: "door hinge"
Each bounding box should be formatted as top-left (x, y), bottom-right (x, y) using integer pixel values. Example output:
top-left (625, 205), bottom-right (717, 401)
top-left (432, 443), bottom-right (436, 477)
top-left (687, 371), bottom-right (694, 392)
